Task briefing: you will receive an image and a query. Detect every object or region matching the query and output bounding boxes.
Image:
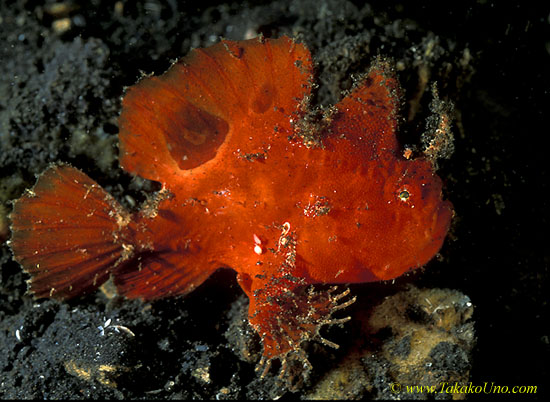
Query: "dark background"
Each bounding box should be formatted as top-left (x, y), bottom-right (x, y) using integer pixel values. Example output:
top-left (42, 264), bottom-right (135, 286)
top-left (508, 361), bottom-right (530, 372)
top-left (0, 0), bottom-right (548, 399)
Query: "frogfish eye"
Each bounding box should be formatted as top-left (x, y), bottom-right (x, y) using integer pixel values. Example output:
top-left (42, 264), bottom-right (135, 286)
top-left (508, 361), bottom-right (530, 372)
top-left (398, 189), bottom-right (410, 202)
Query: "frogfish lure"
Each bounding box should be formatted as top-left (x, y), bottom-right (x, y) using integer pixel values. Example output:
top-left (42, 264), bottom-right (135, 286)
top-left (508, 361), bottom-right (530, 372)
top-left (9, 36), bottom-right (453, 383)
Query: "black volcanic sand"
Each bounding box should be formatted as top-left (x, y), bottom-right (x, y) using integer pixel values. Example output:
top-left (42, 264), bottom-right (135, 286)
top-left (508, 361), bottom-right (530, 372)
top-left (1, 0), bottom-right (548, 399)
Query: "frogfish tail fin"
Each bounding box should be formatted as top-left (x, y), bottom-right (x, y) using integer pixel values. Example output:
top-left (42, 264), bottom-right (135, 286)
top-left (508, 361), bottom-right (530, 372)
top-left (9, 164), bottom-right (136, 300)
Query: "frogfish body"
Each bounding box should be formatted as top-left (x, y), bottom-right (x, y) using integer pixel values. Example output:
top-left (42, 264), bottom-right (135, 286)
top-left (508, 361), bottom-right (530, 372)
top-left (9, 36), bottom-right (453, 382)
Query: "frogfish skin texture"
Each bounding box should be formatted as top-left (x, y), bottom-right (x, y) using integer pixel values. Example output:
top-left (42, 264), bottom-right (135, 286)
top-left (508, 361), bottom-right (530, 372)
top-left (9, 36), bottom-right (453, 382)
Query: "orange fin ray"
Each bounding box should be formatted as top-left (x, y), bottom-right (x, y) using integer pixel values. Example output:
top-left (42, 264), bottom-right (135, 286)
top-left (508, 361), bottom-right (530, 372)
top-left (118, 36), bottom-right (313, 184)
top-left (9, 164), bottom-right (135, 299)
top-left (113, 250), bottom-right (217, 300)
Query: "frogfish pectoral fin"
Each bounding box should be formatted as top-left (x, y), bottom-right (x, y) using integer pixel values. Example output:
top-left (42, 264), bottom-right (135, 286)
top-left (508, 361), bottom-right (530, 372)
top-left (242, 230), bottom-right (356, 389)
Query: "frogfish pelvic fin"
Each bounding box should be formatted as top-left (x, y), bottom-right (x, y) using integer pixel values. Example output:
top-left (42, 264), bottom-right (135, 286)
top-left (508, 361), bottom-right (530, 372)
top-left (9, 36), bottom-right (453, 385)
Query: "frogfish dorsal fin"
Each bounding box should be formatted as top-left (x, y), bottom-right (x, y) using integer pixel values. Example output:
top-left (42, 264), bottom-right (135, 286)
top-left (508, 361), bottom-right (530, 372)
top-left (118, 36), bottom-right (313, 186)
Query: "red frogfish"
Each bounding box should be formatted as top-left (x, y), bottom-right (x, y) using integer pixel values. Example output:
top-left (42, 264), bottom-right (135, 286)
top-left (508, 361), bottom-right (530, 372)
top-left (9, 36), bottom-right (453, 383)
